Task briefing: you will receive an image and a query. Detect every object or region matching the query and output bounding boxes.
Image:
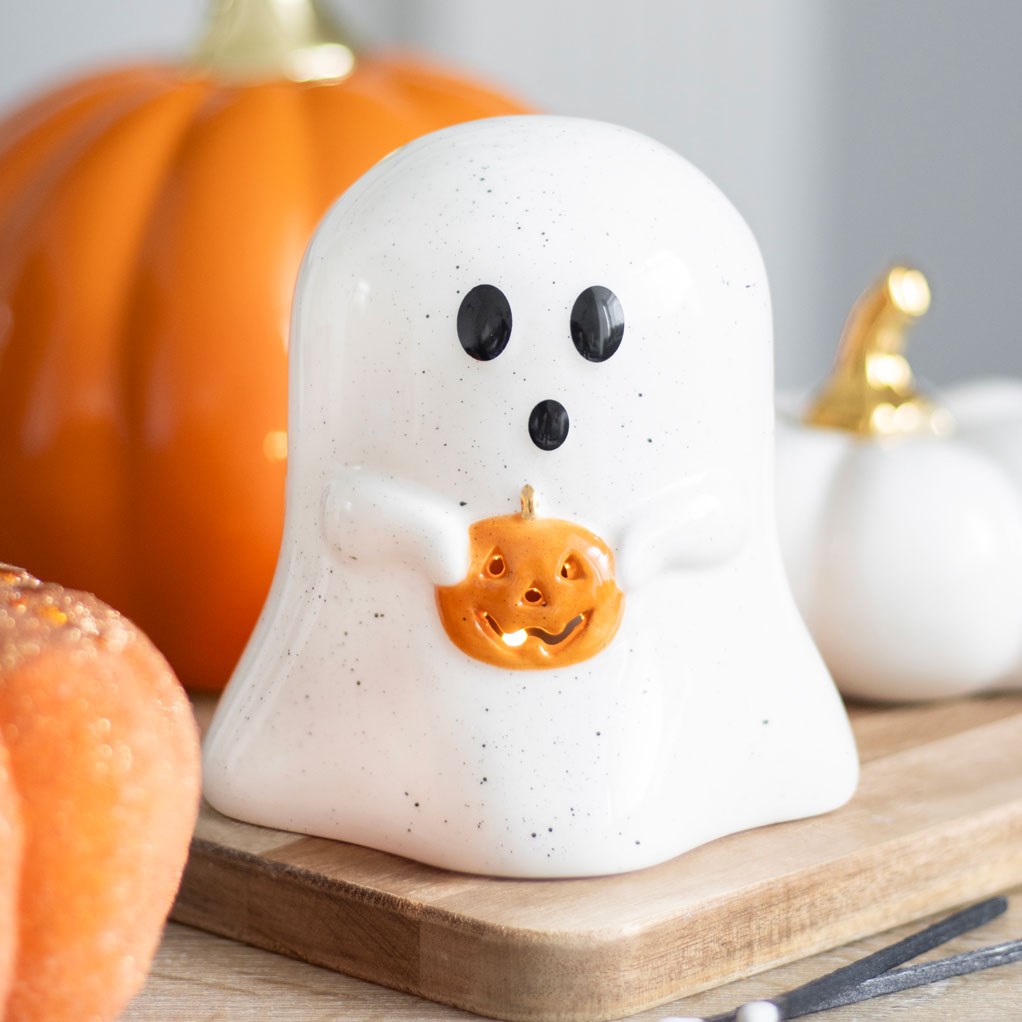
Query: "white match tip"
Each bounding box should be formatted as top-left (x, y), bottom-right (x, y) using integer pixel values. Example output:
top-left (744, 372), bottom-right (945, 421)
top-left (736, 1001), bottom-right (782, 1022)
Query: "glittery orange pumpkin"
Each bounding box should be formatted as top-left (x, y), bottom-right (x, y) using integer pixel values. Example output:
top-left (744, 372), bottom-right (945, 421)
top-left (0, 0), bottom-right (529, 691)
top-left (0, 565), bottom-right (200, 1022)
top-left (0, 739), bottom-right (21, 1008)
top-left (437, 507), bottom-right (625, 670)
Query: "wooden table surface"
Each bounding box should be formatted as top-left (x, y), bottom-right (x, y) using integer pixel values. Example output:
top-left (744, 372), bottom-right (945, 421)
top-left (124, 885), bottom-right (1022, 1021)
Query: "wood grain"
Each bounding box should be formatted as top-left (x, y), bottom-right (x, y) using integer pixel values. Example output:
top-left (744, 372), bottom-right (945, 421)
top-left (172, 693), bottom-right (1022, 1022)
top-left (129, 891), bottom-right (1022, 1021)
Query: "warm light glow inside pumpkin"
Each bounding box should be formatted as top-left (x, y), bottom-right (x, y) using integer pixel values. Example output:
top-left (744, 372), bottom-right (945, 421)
top-left (436, 506), bottom-right (624, 670)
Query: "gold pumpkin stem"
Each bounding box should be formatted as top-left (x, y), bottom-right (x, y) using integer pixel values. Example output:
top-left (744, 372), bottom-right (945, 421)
top-left (520, 484), bottom-right (537, 520)
top-left (804, 266), bottom-right (952, 437)
top-left (191, 0), bottom-right (357, 83)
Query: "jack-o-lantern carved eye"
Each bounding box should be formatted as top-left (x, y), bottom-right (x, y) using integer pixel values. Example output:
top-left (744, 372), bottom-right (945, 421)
top-left (559, 554), bottom-right (585, 581)
top-left (485, 552), bottom-right (508, 578)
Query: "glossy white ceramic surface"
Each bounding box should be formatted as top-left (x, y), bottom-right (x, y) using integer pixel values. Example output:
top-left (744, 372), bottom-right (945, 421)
top-left (204, 116), bottom-right (858, 877)
top-left (776, 380), bottom-right (1022, 702)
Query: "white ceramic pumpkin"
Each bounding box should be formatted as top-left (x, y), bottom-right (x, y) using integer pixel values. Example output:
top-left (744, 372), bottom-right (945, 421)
top-left (776, 267), bottom-right (1022, 702)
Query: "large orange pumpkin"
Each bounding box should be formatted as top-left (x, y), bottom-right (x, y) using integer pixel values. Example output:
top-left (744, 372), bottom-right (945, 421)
top-left (0, 0), bottom-right (529, 690)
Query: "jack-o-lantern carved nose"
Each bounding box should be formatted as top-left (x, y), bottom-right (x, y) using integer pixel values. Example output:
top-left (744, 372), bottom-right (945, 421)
top-left (529, 399), bottom-right (569, 451)
top-left (522, 585), bottom-right (546, 606)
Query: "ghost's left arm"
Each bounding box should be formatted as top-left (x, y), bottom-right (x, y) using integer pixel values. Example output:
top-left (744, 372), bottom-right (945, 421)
top-left (614, 473), bottom-right (749, 591)
top-left (322, 470), bottom-right (472, 585)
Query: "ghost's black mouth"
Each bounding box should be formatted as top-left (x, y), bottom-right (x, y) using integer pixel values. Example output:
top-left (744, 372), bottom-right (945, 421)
top-left (479, 611), bottom-right (587, 647)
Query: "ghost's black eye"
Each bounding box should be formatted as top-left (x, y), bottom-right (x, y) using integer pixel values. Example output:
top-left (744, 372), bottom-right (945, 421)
top-left (570, 286), bottom-right (624, 362)
top-left (458, 284), bottom-right (512, 361)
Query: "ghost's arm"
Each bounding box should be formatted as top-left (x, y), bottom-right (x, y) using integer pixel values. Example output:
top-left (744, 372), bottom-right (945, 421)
top-left (323, 470), bottom-right (471, 585)
top-left (615, 474), bottom-right (748, 591)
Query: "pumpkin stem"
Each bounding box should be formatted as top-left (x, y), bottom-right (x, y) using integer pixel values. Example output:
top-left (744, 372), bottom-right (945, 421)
top-left (191, 0), bottom-right (357, 83)
top-left (804, 266), bottom-right (952, 437)
top-left (520, 484), bottom-right (537, 519)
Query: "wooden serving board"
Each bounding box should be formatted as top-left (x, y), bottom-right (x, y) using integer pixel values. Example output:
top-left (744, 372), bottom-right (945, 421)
top-left (173, 694), bottom-right (1022, 1022)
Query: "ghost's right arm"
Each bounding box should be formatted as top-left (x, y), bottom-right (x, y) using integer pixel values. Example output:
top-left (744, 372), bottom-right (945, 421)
top-left (614, 472), bottom-right (749, 591)
top-left (322, 470), bottom-right (471, 585)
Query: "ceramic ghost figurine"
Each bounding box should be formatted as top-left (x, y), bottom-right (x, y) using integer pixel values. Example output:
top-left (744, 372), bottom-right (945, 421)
top-left (204, 116), bottom-right (858, 878)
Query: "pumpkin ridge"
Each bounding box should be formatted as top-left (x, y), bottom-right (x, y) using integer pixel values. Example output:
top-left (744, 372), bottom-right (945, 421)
top-left (118, 81), bottom-right (310, 688)
top-left (0, 71), bottom-right (179, 230)
top-left (299, 60), bottom-right (441, 202)
top-left (0, 67), bottom-right (177, 175)
top-left (115, 82), bottom-right (226, 422)
top-left (0, 75), bottom-right (183, 261)
top-left (110, 81), bottom-right (225, 625)
top-left (0, 78), bottom-right (211, 613)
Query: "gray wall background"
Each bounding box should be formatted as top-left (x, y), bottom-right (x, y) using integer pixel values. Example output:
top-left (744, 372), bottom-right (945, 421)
top-left (2, 0), bottom-right (1019, 388)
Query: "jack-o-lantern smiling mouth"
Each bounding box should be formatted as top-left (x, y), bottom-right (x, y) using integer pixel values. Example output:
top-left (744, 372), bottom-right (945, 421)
top-left (478, 610), bottom-right (587, 648)
top-left (436, 485), bottom-right (625, 670)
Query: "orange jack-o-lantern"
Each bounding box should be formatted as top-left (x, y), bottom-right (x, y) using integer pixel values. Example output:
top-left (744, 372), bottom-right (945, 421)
top-left (436, 487), bottom-right (625, 669)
